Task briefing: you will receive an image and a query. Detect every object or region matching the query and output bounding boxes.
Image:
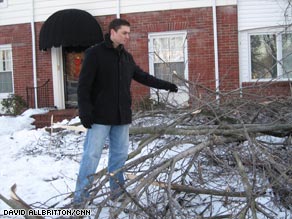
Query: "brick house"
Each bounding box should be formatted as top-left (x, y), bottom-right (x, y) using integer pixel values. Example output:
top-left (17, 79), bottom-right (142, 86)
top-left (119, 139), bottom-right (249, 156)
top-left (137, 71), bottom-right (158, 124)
top-left (0, 0), bottom-right (291, 115)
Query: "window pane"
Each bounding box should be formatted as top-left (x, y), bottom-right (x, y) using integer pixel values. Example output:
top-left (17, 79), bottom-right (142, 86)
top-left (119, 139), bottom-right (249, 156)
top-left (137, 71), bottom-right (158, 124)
top-left (169, 37), bottom-right (184, 62)
top-left (0, 71), bottom-right (13, 93)
top-left (282, 33), bottom-right (292, 78)
top-left (5, 50), bottom-right (12, 71)
top-left (154, 62), bottom-right (184, 85)
top-left (154, 37), bottom-right (185, 63)
top-left (0, 49), bottom-right (12, 71)
top-left (0, 50), bottom-right (4, 71)
top-left (251, 35), bottom-right (277, 79)
top-left (153, 35), bottom-right (186, 84)
top-left (153, 38), bottom-right (169, 62)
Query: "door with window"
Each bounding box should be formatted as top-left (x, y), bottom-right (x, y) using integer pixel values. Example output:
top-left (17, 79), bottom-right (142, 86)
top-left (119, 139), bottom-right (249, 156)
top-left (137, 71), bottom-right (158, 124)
top-left (148, 31), bottom-right (189, 107)
top-left (63, 50), bottom-right (85, 108)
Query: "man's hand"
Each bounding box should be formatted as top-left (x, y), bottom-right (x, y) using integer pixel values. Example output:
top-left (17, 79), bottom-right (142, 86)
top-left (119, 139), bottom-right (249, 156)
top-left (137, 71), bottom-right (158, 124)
top-left (168, 83), bottom-right (178, 92)
top-left (80, 116), bottom-right (94, 129)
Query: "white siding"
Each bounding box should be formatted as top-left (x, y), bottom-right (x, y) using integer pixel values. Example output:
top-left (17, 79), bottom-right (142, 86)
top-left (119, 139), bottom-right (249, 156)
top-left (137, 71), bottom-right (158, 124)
top-left (34, 0), bottom-right (117, 21)
top-left (238, 0), bottom-right (290, 31)
top-left (0, 0), bottom-right (32, 26)
top-left (0, 0), bottom-right (236, 26)
top-left (119, 0), bottom-right (237, 15)
top-left (238, 0), bottom-right (291, 82)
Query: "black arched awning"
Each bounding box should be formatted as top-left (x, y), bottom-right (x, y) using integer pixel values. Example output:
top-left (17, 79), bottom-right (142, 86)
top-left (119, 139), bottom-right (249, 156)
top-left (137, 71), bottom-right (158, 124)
top-left (39, 9), bottom-right (103, 51)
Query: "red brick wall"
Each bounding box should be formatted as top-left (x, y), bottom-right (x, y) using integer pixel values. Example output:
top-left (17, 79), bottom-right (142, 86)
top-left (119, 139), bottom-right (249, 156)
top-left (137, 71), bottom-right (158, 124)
top-left (7, 5), bottom-right (285, 110)
top-left (242, 81), bottom-right (292, 98)
top-left (0, 6), bottom-right (239, 109)
top-left (0, 23), bottom-right (34, 101)
top-left (35, 22), bottom-right (54, 107)
top-left (0, 23), bottom-right (54, 108)
top-left (217, 6), bottom-right (239, 92)
top-left (2, 5), bottom-right (291, 110)
top-left (96, 6), bottom-right (240, 103)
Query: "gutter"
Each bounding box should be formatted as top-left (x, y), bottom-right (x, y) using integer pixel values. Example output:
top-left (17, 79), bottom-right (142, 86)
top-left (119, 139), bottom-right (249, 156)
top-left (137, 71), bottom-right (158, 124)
top-left (116, 0), bottom-right (120, 18)
top-left (31, 0), bottom-right (38, 108)
top-left (212, 0), bottom-right (220, 101)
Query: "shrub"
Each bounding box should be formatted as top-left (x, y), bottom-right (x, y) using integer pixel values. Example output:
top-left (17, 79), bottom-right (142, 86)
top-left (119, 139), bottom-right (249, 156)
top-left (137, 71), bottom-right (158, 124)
top-left (1, 94), bottom-right (27, 115)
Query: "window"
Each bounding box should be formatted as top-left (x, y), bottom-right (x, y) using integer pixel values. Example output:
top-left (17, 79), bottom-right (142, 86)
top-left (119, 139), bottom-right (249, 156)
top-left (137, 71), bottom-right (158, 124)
top-left (282, 33), bottom-right (292, 78)
top-left (0, 45), bottom-right (13, 96)
top-left (250, 33), bottom-right (292, 80)
top-left (149, 31), bottom-right (188, 86)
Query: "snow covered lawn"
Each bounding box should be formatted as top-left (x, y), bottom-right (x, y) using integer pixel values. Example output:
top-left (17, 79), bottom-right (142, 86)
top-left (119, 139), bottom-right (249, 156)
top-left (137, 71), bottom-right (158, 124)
top-left (0, 109), bottom-right (84, 217)
top-left (0, 109), bottom-right (291, 219)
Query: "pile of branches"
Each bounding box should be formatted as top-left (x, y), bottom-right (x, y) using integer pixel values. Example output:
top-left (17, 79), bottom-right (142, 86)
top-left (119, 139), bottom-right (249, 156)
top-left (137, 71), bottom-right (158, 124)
top-left (72, 84), bottom-right (292, 218)
top-left (2, 79), bottom-right (292, 219)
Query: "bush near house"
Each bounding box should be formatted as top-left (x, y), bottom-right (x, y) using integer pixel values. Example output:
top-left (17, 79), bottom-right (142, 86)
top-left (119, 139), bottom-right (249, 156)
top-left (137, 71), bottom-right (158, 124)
top-left (1, 94), bottom-right (27, 116)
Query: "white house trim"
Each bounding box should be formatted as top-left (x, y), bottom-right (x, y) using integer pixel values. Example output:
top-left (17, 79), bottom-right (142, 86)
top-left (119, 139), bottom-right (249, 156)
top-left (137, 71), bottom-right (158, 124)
top-left (51, 47), bottom-right (65, 109)
top-left (238, 0), bottom-right (292, 83)
top-left (0, 0), bottom-right (237, 26)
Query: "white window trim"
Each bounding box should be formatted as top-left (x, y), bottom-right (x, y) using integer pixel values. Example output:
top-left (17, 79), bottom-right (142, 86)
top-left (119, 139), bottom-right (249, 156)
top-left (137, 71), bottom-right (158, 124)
top-left (247, 28), bottom-right (292, 82)
top-left (148, 31), bottom-right (190, 107)
top-left (0, 0), bottom-right (8, 8)
top-left (0, 44), bottom-right (14, 99)
top-left (148, 30), bottom-right (189, 86)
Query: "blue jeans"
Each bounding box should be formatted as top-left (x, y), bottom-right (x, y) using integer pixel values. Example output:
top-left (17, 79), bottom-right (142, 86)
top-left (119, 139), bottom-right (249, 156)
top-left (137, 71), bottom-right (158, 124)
top-left (74, 124), bottom-right (129, 204)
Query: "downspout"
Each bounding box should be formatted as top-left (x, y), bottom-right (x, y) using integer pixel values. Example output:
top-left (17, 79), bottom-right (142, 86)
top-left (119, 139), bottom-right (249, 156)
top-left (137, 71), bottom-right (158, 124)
top-left (31, 0), bottom-right (38, 108)
top-left (212, 0), bottom-right (220, 101)
top-left (116, 0), bottom-right (120, 18)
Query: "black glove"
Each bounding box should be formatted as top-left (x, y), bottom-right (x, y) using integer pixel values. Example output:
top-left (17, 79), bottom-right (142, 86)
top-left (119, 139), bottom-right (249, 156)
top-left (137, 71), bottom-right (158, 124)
top-left (168, 83), bottom-right (178, 92)
top-left (80, 116), bottom-right (94, 129)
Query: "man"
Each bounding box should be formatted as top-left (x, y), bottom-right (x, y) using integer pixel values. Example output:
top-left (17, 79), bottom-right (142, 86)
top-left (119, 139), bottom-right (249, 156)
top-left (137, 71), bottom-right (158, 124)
top-left (74, 18), bottom-right (178, 204)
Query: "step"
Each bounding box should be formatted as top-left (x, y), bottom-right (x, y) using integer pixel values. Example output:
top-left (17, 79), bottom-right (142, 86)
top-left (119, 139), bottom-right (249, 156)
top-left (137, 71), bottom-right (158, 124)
top-left (32, 109), bottom-right (79, 128)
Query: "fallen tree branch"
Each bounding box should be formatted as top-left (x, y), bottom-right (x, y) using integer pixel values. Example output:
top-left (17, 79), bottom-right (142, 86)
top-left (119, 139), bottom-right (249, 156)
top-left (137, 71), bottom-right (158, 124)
top-left (126, 173), bottom-right (247, 198)
top-left (130, 124), bottom-right (292, 137)
top-left (0, 184), bottom-right (44, 219)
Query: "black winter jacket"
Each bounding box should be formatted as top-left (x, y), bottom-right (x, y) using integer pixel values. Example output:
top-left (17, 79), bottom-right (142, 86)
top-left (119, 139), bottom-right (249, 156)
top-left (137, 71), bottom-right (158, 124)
top-left (77, 34), bottom-right (175, 125)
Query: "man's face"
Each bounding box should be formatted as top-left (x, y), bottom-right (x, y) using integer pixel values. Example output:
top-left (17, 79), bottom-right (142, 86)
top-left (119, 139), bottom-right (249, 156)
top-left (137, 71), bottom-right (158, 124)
top-left (110, 25), bottom-right (130, 47)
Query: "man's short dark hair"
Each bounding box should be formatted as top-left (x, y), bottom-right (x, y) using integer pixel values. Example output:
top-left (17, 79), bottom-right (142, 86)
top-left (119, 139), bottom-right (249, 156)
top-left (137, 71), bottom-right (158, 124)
top-left (108, 18), bottom-right (130, 33)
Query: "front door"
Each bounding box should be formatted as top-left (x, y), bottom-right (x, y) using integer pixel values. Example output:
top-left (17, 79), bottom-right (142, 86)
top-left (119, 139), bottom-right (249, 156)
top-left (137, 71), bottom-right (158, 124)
top-left (63, 50), bottom-right (85, 108)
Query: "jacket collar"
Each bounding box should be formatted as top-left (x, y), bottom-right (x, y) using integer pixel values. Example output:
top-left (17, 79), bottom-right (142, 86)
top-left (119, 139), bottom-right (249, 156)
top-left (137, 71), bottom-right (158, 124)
top-left (104, 33), bottom-right (124, 52)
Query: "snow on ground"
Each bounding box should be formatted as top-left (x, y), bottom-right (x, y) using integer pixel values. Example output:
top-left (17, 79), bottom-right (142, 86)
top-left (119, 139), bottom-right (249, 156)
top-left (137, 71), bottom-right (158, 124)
top-left (0, 109), bottom-right (121, 218)
top-left (0, 109), bottom-right (83, 218)
top-left (0, 109), bottom-right (291, 219)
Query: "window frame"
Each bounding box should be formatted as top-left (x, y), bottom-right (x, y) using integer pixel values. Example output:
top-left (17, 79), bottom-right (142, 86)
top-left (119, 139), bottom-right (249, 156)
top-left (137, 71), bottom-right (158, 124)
top-left (0, 0), bottom-right (8, 8)
top-left (0, 44), bottom-right (14, 98)
top-left (148, 30), bottom-right (189, 88)
top-left (248, 31), bottom-right (292, 82)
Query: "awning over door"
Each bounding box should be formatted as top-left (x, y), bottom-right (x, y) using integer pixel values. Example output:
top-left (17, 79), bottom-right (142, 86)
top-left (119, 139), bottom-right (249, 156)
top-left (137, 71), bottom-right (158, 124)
top-left (39, 9), bottom-right (103, 51)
